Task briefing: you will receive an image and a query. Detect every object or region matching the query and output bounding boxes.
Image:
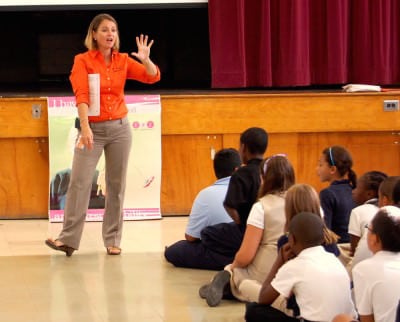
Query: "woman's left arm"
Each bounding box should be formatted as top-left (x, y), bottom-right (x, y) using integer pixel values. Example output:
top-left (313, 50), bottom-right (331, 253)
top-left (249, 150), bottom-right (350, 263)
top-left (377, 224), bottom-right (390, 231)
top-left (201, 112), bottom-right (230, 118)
top-left (131, 34), bottom-right (158, 76)
top-left (231, 224), bottom-right (263, 269)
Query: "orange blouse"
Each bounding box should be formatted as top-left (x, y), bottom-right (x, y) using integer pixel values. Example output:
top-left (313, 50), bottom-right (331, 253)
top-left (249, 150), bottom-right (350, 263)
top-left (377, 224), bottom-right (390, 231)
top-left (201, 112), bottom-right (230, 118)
top-left (69, 50), bottom-right (161, 122)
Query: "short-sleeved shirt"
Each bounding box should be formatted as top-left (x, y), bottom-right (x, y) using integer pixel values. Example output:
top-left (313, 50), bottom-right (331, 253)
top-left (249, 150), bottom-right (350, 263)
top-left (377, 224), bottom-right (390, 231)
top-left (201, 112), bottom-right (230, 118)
top-left (348, 201), bottom-right (379, 238)
top-left (320, 179), bottom-right (356, 243)
top-left (352, 234), bottom-right (372, 268)
top-left (352, 205), bottom-right (400, 268)
top-left (224, 158), bottom-right (262, 227)
top-left (353, 251), bottom-right (400, 322)
top-left (246, 193), bottom-right (286, 244)
top-left (185, 177), bottom-right (232, 239)
top-left (271, 246), bottom-right (355, 322)
top-left (246, 201), bottom-right (264, 229)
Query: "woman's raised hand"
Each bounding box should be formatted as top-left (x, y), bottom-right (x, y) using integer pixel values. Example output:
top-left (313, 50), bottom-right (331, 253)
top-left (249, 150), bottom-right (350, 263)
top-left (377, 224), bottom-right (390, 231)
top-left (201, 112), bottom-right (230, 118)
top-left (131, 34), bottom-right (154, 63)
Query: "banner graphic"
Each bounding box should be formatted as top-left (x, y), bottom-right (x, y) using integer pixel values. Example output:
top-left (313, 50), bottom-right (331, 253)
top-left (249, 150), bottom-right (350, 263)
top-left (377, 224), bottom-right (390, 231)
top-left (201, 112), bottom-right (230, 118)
top-left (47, 95), bottom-right (162, 222)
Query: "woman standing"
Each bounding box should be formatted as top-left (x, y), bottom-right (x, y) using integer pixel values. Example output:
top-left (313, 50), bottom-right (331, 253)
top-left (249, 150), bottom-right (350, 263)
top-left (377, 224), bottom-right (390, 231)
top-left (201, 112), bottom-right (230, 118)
top-left (46, 13), bottom-right (160, 256)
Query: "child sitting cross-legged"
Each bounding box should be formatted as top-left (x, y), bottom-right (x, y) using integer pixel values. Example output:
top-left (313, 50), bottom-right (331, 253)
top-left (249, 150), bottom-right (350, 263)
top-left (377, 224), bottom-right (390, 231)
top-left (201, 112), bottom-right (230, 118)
top-left (245, 212), bottom-right (356, 322)
top-left (200, 154), bottom-right (295, 307)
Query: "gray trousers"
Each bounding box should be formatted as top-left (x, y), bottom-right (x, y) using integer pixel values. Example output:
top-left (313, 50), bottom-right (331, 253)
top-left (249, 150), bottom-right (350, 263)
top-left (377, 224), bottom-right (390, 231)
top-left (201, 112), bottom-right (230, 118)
top-left (58, 117), bottom-right (132, 250)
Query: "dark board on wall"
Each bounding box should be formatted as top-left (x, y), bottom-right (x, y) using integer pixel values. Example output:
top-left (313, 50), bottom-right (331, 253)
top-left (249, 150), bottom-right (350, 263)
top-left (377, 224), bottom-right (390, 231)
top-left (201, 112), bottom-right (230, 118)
top-left (0, 6), bottom-right (211, 93)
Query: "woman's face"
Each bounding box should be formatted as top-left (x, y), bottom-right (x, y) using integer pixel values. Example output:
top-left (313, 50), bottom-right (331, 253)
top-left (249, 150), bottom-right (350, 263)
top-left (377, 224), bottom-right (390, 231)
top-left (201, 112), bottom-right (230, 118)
top-left (93, 19), bottom-right (117, 51)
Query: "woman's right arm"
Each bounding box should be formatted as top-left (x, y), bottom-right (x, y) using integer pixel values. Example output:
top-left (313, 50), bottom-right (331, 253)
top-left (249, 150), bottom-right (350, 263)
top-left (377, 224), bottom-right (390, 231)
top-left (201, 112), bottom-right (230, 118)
top-left (69, 55), bottom-right (93, 150)
top-left (77, 103), bottom-right (93, 150)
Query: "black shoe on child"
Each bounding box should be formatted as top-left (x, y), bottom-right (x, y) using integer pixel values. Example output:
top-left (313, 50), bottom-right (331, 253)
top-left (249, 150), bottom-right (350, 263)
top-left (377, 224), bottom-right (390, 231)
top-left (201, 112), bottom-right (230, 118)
top-left (206, 270), bottom-right (231, 307)
top-left (199, 284), bottom-right (210, 299)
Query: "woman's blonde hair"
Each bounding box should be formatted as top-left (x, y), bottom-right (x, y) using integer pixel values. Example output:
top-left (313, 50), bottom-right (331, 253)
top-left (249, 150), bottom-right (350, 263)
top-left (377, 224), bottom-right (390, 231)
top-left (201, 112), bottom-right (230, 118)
top-left (84, 13), bottom-right (120, 50)
top-left (285, 183), bottom-right (339, 244)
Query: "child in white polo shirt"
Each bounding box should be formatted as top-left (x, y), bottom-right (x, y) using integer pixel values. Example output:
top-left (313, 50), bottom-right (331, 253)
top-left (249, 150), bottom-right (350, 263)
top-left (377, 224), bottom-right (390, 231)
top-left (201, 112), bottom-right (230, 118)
top-left (333, 206), bottom-right (400, 322)
top-left (348, 171), bottom-right (387, 257)
top-left (352, 176), bottom-right (400, 269)
top-left (245, 212), bottom-right (355, 322)
top-left (353, 206), bottom-right (400, 322)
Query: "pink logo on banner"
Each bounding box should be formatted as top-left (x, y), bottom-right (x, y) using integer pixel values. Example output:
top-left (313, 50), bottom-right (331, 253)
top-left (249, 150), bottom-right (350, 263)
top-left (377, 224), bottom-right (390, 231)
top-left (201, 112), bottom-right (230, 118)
top-left (48, 96), bottom-right (76, 108)
top-left (131, 120), bottom-right (155, 129)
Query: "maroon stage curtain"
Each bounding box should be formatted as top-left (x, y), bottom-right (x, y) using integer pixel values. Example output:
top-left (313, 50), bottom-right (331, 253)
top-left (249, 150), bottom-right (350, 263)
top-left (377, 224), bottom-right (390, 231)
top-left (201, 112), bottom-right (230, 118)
top-left (208, 0), bottom-right (400, 88)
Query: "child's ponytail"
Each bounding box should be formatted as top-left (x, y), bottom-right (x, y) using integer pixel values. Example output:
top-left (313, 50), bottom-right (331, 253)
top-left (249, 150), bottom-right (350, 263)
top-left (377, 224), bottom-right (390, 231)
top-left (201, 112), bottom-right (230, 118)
top-left (348, 168), bottom-right (357, 189)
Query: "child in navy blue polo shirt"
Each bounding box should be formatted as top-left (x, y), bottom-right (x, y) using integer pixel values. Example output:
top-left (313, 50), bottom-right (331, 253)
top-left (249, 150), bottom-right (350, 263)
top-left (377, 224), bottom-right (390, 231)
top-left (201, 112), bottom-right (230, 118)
top-left (316, 145), bottom-right (357, 243)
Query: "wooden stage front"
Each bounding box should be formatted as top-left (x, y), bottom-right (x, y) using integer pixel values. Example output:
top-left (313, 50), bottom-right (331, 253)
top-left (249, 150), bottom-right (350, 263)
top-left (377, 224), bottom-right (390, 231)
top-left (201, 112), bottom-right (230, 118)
top-left (1, 90), bottom-right (399, 218)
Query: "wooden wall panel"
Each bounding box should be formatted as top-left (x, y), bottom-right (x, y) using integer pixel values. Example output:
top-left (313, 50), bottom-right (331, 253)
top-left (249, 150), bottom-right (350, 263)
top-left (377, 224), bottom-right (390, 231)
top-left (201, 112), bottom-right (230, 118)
top-left (0, 97), bottom-right (49, 218)
top-left (161, 92), bottom-right (400, 135)
top-left (222, 131), bottom-right (399, 196)
top-left (297, 132), bottom-right (400, 192)
top-left (161, 134), bottom-right (222, 215)
top-left (1, 93), bottom-right (399, 217)
top-left (0, 98), bottom-right (48, 138)
top-left (0, 137), bottom-right (49, 218)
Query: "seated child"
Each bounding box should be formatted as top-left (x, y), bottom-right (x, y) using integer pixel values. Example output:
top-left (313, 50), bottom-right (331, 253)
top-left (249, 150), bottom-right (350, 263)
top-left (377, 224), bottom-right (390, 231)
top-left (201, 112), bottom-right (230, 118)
top-left (200, 155), bottom-right (295, 307)
top-left (275, 183), bottom-right (340, 317)
top-left (352, 176), bottom-right (400, 268)
top-left (200, 127), bottom-right (268, 266)
top-left (333, 206), bottom-right (400, 322)
top-left (348, 171), bottom-right (387, 256)
top-left (245, 212), bottom-right (355, 322)
top-left (317, 145), bottom-right (357, 243)
top-left (278, 183), bottom-right (339, 256)
top-left (164, 148), bottom-right (241, 270)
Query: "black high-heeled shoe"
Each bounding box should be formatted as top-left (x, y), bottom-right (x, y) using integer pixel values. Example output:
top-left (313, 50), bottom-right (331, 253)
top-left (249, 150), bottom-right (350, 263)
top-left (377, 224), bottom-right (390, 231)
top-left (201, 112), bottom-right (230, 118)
top-left (45, 239), bottom-right (75, 257)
